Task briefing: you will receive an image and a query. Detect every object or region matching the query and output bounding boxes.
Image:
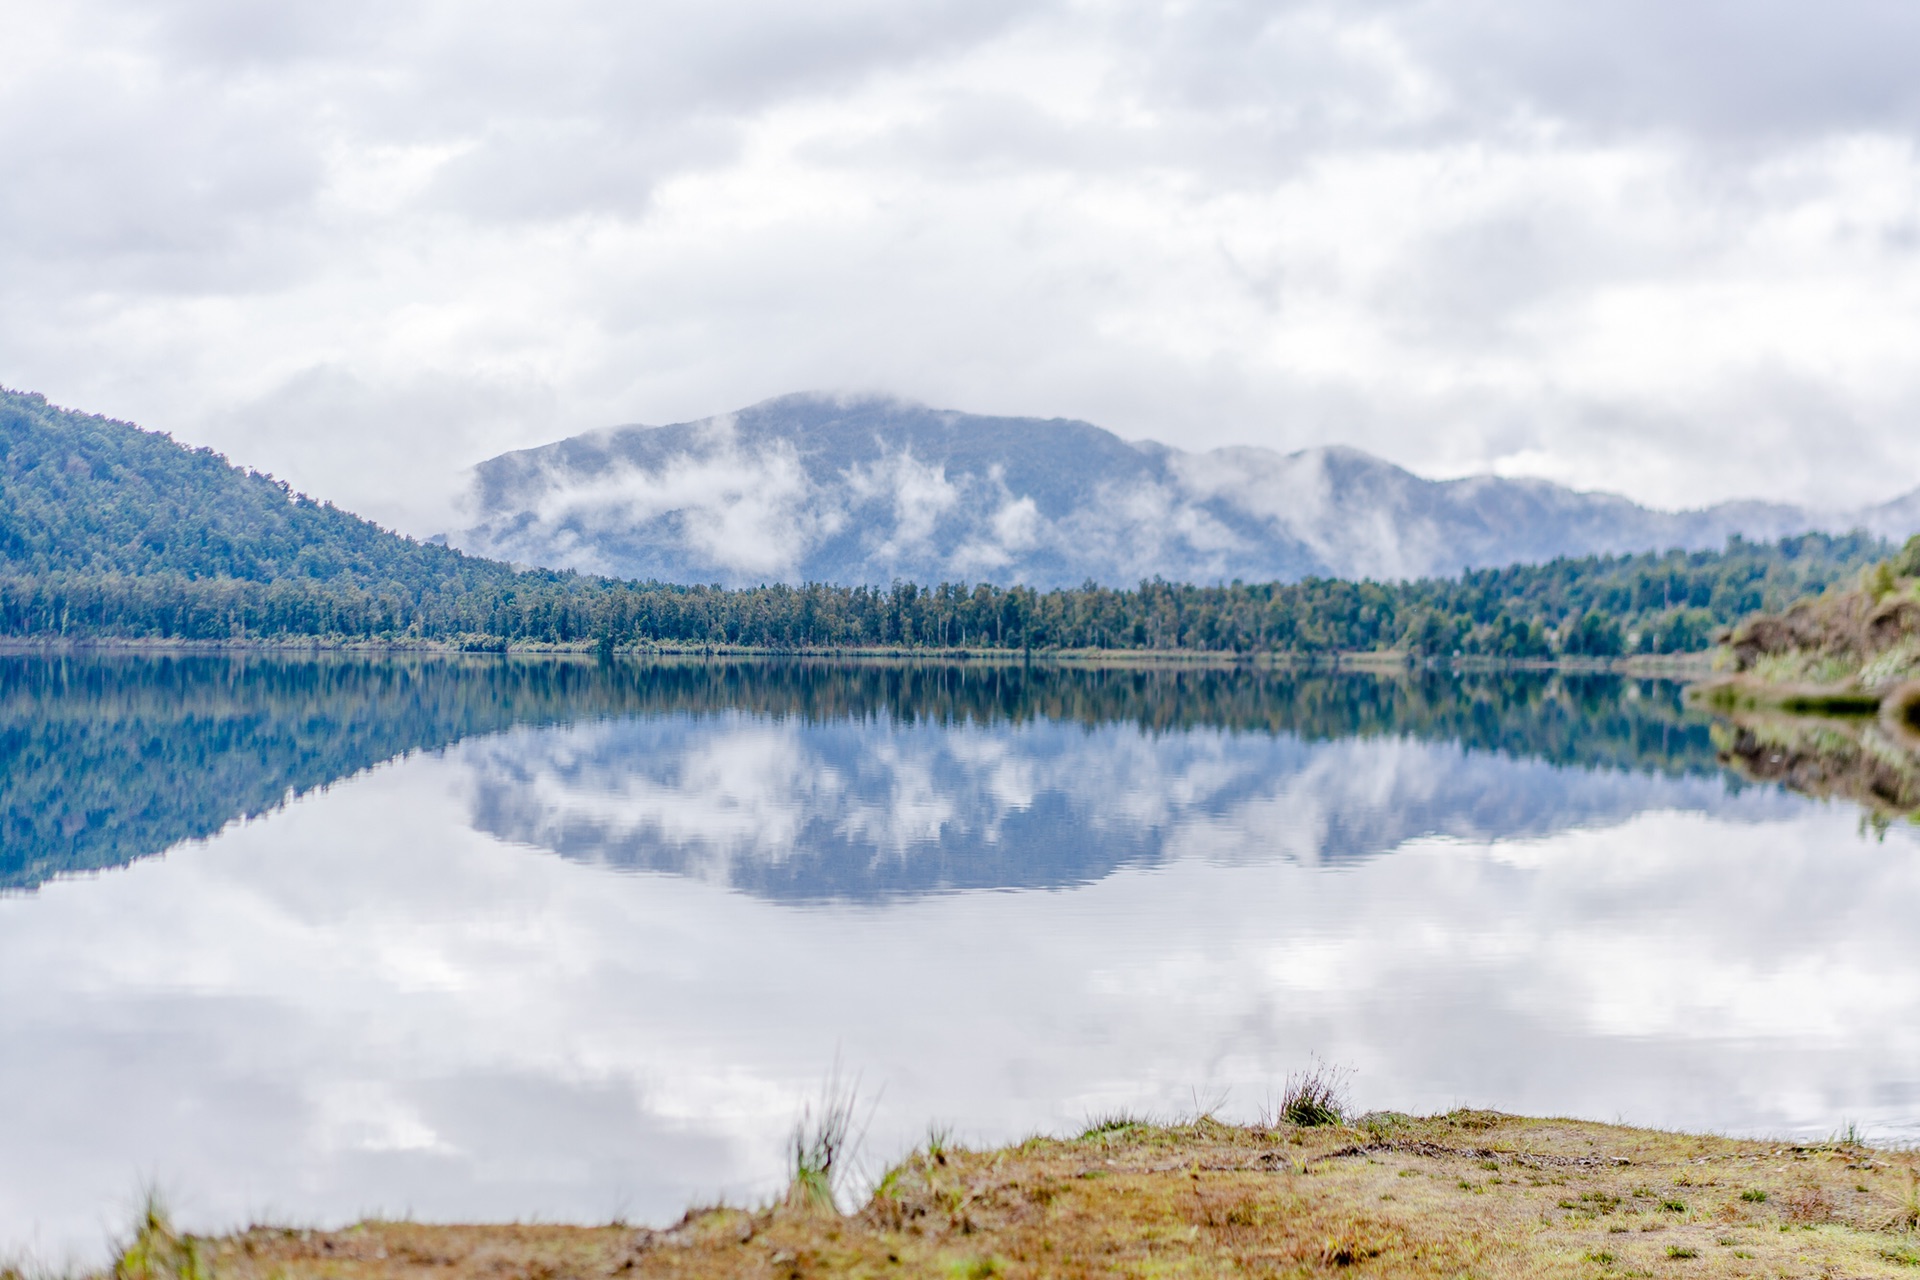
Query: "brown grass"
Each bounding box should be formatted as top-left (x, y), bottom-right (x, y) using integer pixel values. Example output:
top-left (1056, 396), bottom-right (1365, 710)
top-left (1715, 545), bottom-right (1920, 696)
top-left (67, 1111), bottom-right (1920, 1280)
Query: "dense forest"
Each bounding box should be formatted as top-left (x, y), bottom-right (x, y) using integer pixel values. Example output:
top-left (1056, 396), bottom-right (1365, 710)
top-left (0, 387), bottom-right (1894, 655)
top-left (2, 653), bottom-right (1726, 893)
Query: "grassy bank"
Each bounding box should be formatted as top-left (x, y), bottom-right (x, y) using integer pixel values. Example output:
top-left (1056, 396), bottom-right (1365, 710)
top-left (1707, 535), bottom-right (1920, 712)
top-left (74, 1112), bottom-right (1920, 1280)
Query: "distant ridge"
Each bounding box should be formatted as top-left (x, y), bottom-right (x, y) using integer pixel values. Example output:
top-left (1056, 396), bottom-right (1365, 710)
top-left (458, 393), bottom-right (1920, 588)
top-left (0, 385), bottom-right (1892, 657)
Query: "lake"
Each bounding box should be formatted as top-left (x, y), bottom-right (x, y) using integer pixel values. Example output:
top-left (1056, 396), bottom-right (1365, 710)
top-left (3, 653), bottom-right (1916, 1262)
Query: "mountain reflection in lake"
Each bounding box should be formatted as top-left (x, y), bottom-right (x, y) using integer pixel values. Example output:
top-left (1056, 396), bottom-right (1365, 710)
top-left (467, 712), bottom-right (1776, 899)
top-left (0, 655), bottom-right (1914, 1262)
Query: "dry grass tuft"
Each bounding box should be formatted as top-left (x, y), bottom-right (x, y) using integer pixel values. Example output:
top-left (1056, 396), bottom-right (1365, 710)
top-left (1880, 1166), bottom-right (1920, 1233)
top-left (1268, 1058), bottom-right (1350, 1128)
top-left (112, 1190), bottom-right (212, 1280)
top-left (784, 1070), bottom-right (866, 1215)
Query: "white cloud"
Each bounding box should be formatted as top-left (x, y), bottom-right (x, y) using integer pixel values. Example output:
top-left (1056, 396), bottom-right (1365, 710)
top-left (5, 0), bottom-right (1920, 533)
top-left (474, 417), bottom-right (843, 576)
top-left (845, 449), bottom-right (960, 560)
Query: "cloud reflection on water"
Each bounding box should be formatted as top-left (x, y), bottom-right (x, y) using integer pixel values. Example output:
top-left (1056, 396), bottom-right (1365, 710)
top-left (465, 712), bottom-right (1801, 896)
top-left (0, 698), bottom-right (1913, 1267)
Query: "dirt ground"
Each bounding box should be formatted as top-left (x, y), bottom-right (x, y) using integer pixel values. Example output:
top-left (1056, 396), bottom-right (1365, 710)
top-left (86, 1110), bottom-right (1920, 1279)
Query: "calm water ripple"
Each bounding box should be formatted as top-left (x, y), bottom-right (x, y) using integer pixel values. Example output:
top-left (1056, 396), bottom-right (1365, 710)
top-left (0, 655), bottom-right (1912, 1262)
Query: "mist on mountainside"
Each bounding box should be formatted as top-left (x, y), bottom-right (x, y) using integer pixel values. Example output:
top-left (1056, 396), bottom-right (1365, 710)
top-left (459, 394), bottom-right (1920, 589)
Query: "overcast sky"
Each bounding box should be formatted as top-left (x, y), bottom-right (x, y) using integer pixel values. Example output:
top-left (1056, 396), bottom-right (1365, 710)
top-left (7, 0), bottom-right (1920, 534)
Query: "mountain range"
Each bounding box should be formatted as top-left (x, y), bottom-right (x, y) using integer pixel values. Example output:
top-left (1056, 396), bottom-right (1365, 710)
top-left (457, 394), bottom-right (1920, 588)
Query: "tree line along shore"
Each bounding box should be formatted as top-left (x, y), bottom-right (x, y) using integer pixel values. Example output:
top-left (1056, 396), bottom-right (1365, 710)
top-left (0, 559), bottom-right (1843, 659)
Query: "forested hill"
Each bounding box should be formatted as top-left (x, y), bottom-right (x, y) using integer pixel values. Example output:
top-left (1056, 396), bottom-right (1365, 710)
top-left (0, 386), bottom-right (482, 584)
top-left (0, 385), bottom-right (581, 638)
top-left (0, 386), bottom-right (1895, 655)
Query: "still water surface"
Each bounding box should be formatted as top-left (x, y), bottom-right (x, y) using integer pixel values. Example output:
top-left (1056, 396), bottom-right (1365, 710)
top-left (2, 655), bottom-right (1916, 1259)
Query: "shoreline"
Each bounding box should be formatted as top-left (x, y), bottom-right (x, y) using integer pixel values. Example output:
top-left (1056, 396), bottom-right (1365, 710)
top-left (83, 1111), bottom-right (1920, 1280)
top-left (0, 635), bottom-right (1719, 677)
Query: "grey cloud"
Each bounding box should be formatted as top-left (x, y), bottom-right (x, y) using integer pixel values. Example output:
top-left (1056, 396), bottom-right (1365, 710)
top-left (136, 0), bottom-right (392, 70)
top-left (0, 62), bottom-right (319, 288)
top-left (6, 0), bottom-right (1920, 526)
top-left (422, 118), bottom-right (737, 223)
top-left (207, 367), bottom-right (567, 533)
top-left (13, 0), bottom-right (1919, 254)
top-left (2, 0), bottom-right (1044, 267)
top-left (134, 0), bottom-right (1034, 110)
top-left (1105, 0), bottom-right (1920, 152)
top-left (1374, 205), bottom-right (1662, 349)
top-left (1401, 0), bottom-right (1920, 145)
